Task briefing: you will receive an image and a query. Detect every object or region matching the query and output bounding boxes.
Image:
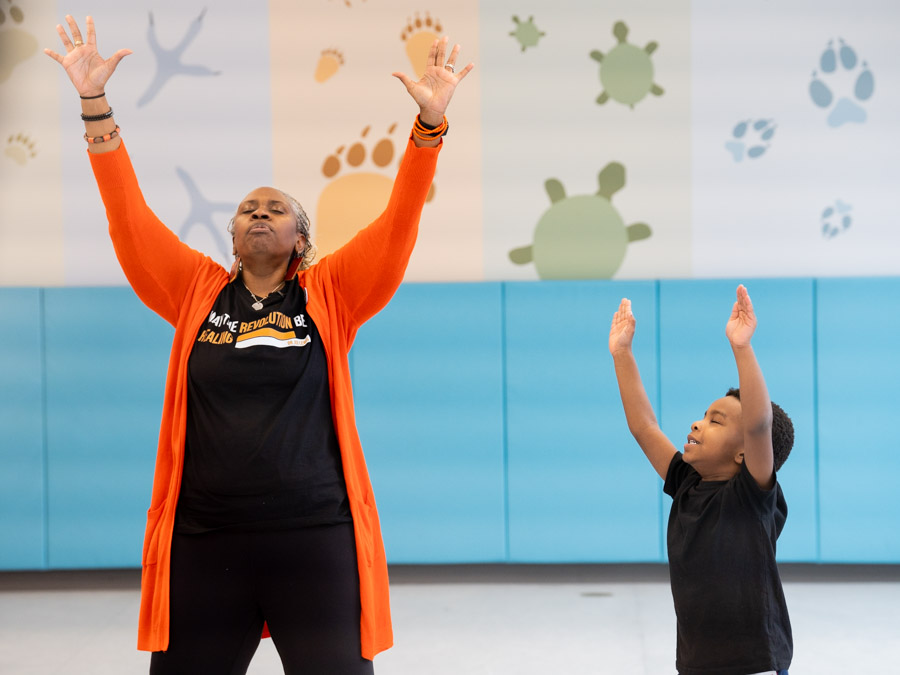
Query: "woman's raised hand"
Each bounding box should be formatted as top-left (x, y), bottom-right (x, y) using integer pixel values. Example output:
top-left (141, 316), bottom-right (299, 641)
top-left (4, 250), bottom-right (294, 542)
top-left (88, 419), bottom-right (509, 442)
top-left (392, 36), bottom-right (473, 125)
top-left (44, 15), bottom-right (132, 97)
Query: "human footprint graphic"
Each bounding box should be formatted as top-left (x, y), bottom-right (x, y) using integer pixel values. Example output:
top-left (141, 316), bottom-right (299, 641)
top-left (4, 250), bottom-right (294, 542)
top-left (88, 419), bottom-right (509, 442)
top-left (316, 124), bottom-right (435, 256)
top-left (725, 119), bottom-right (776, 161)
top-left (809, 39), bottom-right (874, 127)
top-left (0, 0), bottom-right (38, 83)
top-left (401, 12), bottom-right (442, 80)
top-left (314, 48), bottom-right (344, 83)
top-left (4, 132), bottom-right (36, 165)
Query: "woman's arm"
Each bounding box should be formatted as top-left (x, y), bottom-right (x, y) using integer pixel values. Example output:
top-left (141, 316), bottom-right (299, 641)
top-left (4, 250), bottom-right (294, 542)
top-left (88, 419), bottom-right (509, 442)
top-left (47, 16), bottom-right (209, 323)
top-left (325, 37), bottom-right (473, 325)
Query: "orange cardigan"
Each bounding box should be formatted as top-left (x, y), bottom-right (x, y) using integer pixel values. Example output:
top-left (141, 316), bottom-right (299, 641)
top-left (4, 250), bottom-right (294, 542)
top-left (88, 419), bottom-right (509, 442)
top-left (89, 136), bottom-right (440, 659)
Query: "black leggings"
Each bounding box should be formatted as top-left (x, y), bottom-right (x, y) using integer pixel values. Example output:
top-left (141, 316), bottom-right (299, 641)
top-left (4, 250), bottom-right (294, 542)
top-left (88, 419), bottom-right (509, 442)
top-left (149, 522), bottom-right (374, 675)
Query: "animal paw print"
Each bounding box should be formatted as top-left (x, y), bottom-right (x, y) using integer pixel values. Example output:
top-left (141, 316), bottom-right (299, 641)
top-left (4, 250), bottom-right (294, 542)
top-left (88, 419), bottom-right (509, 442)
top-left (316, 124), bottom-right (435, 256)
top-left (821, 200), bottom-right (852, 238)
top-left (725, 119), bottom-right (776, 161)
top-left (401, 12), bottom-right (442, 80)
top-left (4, 132), bottom-right (36, 165)
top-left (510, 15), bottom-right (545, 52)
top-left (809, 39), bottom-right (875, 127)
top-left (314, 48), bottom-right (344, 83)
top-left (0, 0), bottom-right (39, 84)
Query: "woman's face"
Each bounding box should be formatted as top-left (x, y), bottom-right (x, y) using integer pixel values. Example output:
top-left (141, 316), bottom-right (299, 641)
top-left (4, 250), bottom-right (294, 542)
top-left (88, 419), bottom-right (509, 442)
top-left (232, 187), bottom-right (304, 262)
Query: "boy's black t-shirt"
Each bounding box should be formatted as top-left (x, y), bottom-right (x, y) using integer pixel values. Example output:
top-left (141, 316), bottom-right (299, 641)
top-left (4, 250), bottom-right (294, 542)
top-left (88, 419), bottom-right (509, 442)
top-left (664, 452), bottom-right (792, 675)
top-left (175, 279), bottom-right (351, 533)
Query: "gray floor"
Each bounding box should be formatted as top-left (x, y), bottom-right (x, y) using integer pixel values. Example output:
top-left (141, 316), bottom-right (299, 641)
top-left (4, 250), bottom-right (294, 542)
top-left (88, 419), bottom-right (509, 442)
top-left (1, 564), bottom-right (898, 674)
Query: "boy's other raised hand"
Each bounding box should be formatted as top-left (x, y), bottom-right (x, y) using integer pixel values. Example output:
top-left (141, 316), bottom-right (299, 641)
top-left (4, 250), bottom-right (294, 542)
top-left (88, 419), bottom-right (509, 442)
top-left (725, 284), bottom-right (757, 347)
top-left (609, 298), bottom-right (636, 355)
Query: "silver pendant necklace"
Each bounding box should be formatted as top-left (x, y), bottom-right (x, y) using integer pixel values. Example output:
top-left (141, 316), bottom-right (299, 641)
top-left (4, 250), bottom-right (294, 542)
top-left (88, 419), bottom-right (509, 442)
top-left (242, 280), bottom-right (285, 311)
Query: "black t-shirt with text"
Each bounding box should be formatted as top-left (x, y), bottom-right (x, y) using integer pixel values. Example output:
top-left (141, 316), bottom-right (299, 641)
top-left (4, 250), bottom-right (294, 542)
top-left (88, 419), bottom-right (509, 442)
top-left (175, 279), bottom-right (351, 533)
top-left (664, 453), bottom-right (792, 675)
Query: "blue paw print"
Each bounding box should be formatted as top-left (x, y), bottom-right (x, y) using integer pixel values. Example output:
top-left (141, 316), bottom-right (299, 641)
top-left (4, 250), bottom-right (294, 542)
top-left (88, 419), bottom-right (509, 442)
top-left (809, 39), bottom-right (874, 127)
top-left (725, 119), bottom-right (776, 161)
top-left (821, 199), bottom-right (852, 238)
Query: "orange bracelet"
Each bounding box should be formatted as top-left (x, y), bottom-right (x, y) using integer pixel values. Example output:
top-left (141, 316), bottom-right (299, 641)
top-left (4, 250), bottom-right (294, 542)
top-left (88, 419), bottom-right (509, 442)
top-left (84, 125), bottom-right (120, 144)
top-left (412, 115), bottom-right (448, 140)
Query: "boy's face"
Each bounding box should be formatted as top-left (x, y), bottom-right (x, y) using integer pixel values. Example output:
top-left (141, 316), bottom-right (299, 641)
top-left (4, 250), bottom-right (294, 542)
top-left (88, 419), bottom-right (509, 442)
top-left (683, 395), bottom-right (744, 479)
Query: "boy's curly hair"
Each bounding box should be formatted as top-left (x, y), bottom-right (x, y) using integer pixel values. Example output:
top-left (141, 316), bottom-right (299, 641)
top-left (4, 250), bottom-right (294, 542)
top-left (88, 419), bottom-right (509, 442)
top-left (725, 388), bottom-right (794, 472)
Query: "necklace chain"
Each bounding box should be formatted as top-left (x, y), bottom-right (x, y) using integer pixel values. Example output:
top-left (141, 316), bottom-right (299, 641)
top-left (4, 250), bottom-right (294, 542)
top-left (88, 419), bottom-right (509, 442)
top-left (242, 280), bottom-right (286, 311)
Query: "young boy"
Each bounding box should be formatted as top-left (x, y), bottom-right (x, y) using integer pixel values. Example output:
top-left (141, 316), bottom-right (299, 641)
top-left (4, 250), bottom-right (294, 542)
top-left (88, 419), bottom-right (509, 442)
top-left (609, 285), bottom-right (794, 675)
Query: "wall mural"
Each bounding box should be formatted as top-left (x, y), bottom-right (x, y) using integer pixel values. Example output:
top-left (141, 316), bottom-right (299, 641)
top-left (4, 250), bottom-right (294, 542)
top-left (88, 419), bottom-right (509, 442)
top-left (508, 163), bottom-right (651, 280)
top-left (0, 0), bottom-right (898, 286)
top-left (589, 21), bottom-right (663, 109)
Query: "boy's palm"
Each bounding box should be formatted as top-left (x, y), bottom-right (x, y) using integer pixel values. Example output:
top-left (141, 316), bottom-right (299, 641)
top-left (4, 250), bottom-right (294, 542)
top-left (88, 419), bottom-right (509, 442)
top-left (609, 298), bottom-right (636, 355)
top-left (725, 284), bottom-right (756, 346)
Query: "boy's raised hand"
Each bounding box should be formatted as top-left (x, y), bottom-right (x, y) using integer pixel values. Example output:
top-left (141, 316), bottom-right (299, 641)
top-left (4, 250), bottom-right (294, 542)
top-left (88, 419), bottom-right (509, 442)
top-left (609, 298), bottom-right (636, 355)
top-left (725, 284), bottom-right (757, 348)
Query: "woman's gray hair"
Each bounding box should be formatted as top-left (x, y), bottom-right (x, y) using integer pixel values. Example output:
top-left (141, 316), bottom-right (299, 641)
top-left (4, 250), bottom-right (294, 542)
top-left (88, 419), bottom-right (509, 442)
top-left (227, 189), bottom-right (317, 271)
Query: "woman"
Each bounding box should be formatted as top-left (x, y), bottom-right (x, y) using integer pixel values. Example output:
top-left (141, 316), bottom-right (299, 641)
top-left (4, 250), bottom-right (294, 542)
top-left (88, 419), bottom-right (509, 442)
top-left (45, 15), bottom-right (472, 674)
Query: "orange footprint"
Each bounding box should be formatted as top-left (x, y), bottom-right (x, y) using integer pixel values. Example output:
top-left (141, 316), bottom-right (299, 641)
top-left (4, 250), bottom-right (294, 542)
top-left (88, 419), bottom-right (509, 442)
top-left (401, 12), bottom-right (442, 80)
top-left (316, 124), bottom-right (435, 256)
top-left (314, 48), bottom-right (343, 83)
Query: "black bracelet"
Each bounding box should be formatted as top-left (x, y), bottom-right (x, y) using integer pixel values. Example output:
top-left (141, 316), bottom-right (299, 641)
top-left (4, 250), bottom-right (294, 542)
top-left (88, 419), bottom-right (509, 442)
top-left (417, 117), bottom-right (440, 130)
top-left (81, 108), bottom-right (114, 122)
top-left (80, 92), bottom-right (106, 100)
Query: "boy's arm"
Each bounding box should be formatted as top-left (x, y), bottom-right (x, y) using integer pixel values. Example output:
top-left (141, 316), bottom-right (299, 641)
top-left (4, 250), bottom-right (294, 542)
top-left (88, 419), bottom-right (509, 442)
top-left (726, 285), bottom-right (775, 489)
top-left (609, 299), bottom-right (677, 480)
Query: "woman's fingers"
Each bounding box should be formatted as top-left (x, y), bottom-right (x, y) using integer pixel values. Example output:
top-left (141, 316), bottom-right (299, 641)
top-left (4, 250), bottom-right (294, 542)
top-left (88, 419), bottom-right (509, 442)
top-left (445, 43), bottom-right (460, 69)
top-left (434, 36), bottom-right (448, 67)
top-left (85, 15), bottom-right (97, 47)
top-left (65, 15), bottom-right (85, 48)
top-left (55, 22), bottom-right (74, 50)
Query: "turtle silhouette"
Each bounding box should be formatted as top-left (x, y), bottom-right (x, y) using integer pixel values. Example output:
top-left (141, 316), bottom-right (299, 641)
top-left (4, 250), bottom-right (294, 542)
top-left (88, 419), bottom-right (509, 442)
top-left (590, 21), bottom-right (663, 108)
top-left (508, 162), bottom-right (651, 279)
top-left (509, 15), bottom-right (545, 52)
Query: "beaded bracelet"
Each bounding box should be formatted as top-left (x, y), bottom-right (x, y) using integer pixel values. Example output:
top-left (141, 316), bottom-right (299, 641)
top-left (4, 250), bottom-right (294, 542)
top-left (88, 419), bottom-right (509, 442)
top-left (84, 125), bottom-right (120, 144)
top-left (80, 92), bottom-right (106, 100)
top-left (81, 108), bottom-right (114, 122)
top-left (412, 114), bottom-right (448, 140)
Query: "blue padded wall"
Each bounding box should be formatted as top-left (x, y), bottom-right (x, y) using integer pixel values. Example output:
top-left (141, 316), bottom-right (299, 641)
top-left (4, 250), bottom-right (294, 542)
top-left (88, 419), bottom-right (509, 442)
top-left (505, 281), bottom-right (663, 562)
top-left (0, 289), bottom-right (46, 570)
top-left (817, 278), bottom-right (900, 562)
top-left (3, 278), bottom-right (899, 568)
top-left (352, 283), bottom-right (506, 563)
top-left (658, 280), bottom-right (818, 562)
top-left (43, 288), bottom-right (172, 568)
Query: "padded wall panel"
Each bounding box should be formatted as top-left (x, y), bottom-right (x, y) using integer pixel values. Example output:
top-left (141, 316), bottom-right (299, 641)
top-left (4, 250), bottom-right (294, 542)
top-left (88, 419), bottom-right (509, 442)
top-left (506, 281), bottom-right (663, 562)
top-left (43, 288), bottom-right (172, 568)
top-left (353, 283), bottom-right (506, 563)
top-left (658, 279), bottom-right (817, 561)
top-left (0, 289), bottom-right (46, 569)
top-left (818, 278), bottom-right (900, 562)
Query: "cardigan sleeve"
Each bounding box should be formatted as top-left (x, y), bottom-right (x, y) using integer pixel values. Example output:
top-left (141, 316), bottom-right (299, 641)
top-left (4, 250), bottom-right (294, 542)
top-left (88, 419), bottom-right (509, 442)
top-left (322, 137), bottom-right (441, 329)
top-left (89, 142), bottom-right (209, 326)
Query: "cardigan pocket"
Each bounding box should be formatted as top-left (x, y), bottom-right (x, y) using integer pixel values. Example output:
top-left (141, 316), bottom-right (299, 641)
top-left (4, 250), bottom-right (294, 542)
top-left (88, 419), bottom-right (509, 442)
top-left (141, 503), bottom-right (166, 566)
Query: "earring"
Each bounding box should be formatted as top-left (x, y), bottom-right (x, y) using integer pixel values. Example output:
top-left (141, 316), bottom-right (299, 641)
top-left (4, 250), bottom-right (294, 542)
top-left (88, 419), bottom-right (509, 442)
top-left (283, 249), bottom-right (302, 281)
